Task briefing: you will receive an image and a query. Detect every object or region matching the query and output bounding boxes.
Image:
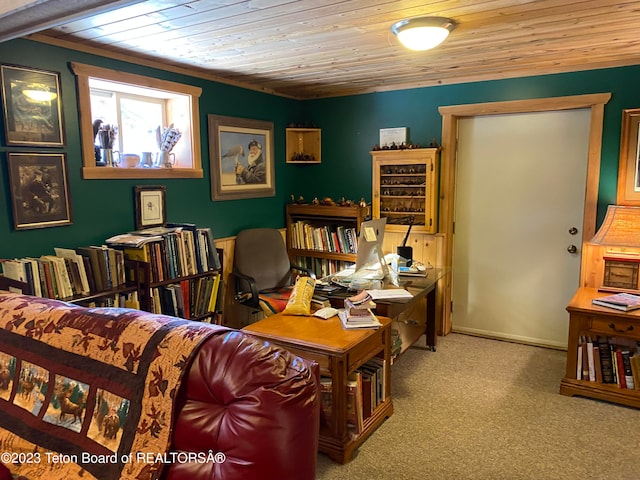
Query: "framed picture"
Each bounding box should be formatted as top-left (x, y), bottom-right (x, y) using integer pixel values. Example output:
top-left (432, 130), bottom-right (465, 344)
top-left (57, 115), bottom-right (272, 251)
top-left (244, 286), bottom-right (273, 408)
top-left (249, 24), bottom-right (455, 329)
top-left (617, 108), bottom-right (640, 205)
top-left (1, 64), bottom-right (65, 146)
top-left (134, 185), bottom-right (166, 230)
top-left (7, 153), bottom-right (72, 230)
top-left (208, 114), bottom-right (275, 201)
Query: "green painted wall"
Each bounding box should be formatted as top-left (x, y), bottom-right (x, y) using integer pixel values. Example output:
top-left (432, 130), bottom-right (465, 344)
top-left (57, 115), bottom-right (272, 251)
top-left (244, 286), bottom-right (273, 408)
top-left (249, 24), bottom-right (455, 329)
top-left (0, 39), bottom-right (302, 259)
top-left (299, 67), bottom-right (640, 227)
top-left (1, 37), bottom-right (639, 261)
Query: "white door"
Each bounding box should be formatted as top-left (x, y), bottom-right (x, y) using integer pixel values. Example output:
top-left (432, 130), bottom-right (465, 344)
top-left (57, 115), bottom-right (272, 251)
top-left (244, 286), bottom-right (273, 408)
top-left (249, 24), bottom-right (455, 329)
top-left (452, 109), bottom-right (591, 348)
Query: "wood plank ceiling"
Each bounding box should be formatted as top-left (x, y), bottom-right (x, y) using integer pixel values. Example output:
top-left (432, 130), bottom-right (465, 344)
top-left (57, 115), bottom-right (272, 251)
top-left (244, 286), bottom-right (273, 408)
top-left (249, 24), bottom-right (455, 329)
top-left (4, 0), bottom-right (640, 99)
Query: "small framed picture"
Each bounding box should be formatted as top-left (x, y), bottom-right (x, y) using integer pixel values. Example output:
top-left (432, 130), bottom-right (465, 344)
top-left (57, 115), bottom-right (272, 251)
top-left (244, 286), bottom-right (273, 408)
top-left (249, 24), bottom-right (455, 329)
top-left (7, 152), bottom-right (72, 230)
top-left (1, 64), bottom-right (65, 146)
top-left (134, 185), bottom-right (166, 230)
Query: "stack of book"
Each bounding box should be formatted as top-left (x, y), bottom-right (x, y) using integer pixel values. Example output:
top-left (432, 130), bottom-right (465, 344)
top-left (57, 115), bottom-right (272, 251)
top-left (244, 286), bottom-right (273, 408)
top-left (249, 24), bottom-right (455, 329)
top-left (338, 291), bottom-right (381, 329)
top-left (591, 292), bottom-right (640, 311)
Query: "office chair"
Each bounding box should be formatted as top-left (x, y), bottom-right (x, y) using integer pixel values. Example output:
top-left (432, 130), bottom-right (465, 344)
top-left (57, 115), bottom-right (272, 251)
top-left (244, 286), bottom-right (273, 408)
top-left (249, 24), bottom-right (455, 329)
top-left (232, 228), bottom-right (315, 316)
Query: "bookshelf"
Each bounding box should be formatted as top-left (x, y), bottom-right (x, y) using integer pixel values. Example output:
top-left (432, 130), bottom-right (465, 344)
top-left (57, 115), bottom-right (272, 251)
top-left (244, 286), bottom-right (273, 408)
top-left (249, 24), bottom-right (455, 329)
top-left (0, 230), bottom-right (223, 323)
top-left (560, 287), bottom-right (640, 408)
top-left (134, 253), bottom-right (223, 323)
top-left (285, 203), bottom-right (369, 278)
top-left (0, 256), bottom-right (141, 309)
top-left (371, 148), bottom-right (439, 234)
top-left (112, 226), bottom-right (224, 323)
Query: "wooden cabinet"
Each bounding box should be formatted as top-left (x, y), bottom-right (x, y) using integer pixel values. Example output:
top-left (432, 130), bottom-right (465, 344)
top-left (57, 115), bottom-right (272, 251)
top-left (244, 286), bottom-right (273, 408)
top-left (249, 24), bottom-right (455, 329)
top-left (243, 313), bottom-right (393, 463)
top-left (560, 287), bottom-right (640, 408)
top-left (286, 127), bottom-right (321, 163)
top-left (286, 203), bottom-right (369, 277)
top-left (371, 148), bottom-right (439, 234)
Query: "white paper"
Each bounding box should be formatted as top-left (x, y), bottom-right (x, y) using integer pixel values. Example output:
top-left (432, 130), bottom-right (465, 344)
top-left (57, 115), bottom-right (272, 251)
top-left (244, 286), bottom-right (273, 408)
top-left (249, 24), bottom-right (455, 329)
top-left (366, 289), bottom-right (413, 300)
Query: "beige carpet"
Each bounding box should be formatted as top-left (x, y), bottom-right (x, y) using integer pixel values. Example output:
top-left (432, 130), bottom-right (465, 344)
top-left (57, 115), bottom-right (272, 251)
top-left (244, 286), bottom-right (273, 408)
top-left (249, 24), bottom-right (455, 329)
top-left (316, 333), bottom-right (640, 479)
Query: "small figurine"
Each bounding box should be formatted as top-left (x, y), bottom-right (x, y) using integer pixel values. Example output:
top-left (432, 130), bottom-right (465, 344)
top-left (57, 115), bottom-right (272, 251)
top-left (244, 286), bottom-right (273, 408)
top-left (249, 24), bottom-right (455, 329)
top-left (312, 197), bottom-right (320, 205)
top-left (359, 197), bottom-right (368, 208)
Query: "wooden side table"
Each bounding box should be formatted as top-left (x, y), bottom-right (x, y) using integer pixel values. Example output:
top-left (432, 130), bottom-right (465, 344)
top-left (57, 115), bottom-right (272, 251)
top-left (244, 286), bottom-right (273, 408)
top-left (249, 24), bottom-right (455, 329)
top-left (243, 313), bottom-right (393, 463)
top-left (560, 287), bottom-right (640, 408)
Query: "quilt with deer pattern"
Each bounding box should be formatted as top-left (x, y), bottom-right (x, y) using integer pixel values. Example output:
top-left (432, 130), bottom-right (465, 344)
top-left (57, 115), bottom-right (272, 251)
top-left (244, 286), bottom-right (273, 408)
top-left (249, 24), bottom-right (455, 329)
top-left (0, 292), bottom-right (220, 480)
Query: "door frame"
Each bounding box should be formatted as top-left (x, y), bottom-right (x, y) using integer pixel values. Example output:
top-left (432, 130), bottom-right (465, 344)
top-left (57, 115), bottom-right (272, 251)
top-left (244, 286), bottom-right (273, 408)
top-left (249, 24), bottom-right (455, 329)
top-left (437, 93), bottom-right (611, 335)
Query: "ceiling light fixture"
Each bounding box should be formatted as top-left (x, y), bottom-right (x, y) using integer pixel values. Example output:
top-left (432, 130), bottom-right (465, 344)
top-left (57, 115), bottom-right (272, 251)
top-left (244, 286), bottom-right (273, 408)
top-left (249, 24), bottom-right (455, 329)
top-left (391, 16), bottom-right (456, 51)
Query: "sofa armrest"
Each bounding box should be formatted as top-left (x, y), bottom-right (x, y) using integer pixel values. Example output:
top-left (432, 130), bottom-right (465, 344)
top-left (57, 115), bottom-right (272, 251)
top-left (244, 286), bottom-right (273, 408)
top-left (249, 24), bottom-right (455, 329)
top-left (164, 330), bottom-right (319, 480)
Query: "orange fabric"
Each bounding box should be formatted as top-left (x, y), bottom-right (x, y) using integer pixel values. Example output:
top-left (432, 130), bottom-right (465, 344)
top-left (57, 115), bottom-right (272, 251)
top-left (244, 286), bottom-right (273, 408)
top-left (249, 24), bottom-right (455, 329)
top-left (258, 287), bottom-right (293, 316)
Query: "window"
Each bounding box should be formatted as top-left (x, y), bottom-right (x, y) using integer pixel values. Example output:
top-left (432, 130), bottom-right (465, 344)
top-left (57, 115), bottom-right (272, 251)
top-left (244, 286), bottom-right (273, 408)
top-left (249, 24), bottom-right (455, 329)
top-left (71, 62), bottom-right (203, 179)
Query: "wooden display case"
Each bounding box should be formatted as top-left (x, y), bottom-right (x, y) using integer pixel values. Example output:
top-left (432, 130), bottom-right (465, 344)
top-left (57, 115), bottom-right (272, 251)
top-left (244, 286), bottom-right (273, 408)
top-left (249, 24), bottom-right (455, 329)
top-left (286, 127), bottom-right (321, 163)
top-left (371, 148), bottom-right (439, 234)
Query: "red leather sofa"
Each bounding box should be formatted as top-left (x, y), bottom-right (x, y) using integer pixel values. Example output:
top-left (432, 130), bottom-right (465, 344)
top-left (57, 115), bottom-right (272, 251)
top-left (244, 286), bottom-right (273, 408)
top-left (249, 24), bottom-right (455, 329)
top-left (164, 329), bottom-right (320, 479)
top-left (0, 293), bottom-right (319, 480)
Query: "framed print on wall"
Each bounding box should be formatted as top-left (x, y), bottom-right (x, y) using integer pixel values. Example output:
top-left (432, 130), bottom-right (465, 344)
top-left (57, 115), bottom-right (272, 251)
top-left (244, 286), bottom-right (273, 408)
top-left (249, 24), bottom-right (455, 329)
top-left (617, 108), bottom-right (640, 205)
top-left (208, 114), bottom-right (275, 201)
top-left (7, 153), bottom-right (72, 230)
top-left (1, 64), bottom-right (65, 146)
top-left (134, 185), bottom-right (166, 230)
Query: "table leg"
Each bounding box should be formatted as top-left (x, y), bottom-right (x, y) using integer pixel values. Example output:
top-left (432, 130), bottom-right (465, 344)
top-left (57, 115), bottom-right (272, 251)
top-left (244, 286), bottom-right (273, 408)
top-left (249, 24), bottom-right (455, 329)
top-left (425, 287), bottom-right (437, 351)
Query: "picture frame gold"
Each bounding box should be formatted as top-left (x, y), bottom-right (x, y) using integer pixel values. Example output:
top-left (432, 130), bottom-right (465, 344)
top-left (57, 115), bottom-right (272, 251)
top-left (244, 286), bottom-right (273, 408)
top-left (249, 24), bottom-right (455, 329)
top-left (208, 114), bottom-right (275, 201)
top-left (1, 64), bottom-right (65, 147)
top-left (134, 185), bottom-right (166, 230)
top-left (617, 108), bottom-right (640, 205)
top-left (7, 152), bottom-right (72, 230)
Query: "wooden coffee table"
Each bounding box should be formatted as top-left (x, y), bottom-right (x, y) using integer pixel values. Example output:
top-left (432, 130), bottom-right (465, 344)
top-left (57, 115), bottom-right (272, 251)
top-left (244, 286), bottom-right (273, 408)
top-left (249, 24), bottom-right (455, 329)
top-left (243, 312), bottom-right (393, 463)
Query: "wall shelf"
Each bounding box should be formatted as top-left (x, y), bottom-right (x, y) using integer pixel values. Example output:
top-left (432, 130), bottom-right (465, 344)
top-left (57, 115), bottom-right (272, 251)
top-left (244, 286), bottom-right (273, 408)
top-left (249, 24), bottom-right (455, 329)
top-left (286, 128), bottom-right (321, 164)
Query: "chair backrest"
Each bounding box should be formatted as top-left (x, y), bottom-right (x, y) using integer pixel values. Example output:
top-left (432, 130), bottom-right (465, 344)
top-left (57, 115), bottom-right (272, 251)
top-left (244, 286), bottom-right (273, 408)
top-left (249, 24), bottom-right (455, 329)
top-left (233, 228), bottom-right (293, 292)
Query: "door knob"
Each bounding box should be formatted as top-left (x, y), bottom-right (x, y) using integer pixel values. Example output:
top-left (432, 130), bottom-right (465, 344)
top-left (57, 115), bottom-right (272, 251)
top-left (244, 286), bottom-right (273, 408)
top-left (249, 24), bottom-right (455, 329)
top-left (568, 227), bottom-right (578, 235)
top-left (567, 245), bottom-right (578, 254)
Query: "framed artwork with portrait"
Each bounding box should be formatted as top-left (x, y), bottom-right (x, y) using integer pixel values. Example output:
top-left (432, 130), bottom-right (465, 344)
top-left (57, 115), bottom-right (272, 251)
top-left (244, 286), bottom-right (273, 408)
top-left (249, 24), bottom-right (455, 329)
top-left (617, 108), bottom-right (640, 205)
top-left (208, 114), bottom-right (275, 201)
top-left (1, 64), bottom-right (65, 147)
top-left (134, 185), bottom-right (166, 230)
top-left (7, 152), bottom-right (72, 230)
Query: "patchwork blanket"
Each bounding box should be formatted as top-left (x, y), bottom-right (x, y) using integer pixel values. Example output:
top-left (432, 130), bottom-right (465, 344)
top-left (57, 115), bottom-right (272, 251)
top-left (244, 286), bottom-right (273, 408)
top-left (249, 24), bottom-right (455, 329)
top-left (0, 292), bottom-right (222, 480)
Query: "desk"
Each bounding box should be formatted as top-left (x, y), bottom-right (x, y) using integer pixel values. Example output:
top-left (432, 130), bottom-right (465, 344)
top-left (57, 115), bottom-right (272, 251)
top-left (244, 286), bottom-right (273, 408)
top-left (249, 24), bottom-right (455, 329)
top-left (327, 267), bottom-right (445, 353)
top-left (243, 313), bottom-right (393, 463)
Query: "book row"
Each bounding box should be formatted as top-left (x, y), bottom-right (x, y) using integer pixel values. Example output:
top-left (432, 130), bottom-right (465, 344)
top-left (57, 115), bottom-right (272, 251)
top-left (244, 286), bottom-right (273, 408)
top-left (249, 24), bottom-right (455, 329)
top-left (319, 356), bottom-right (387, 438)
top-left (288, 221), bottom-right (358, 254)
top-left (291, 256), bottom-right (353, 279)
top-left (108, 224), bottom-right (221, 284)
top-left (576, 335), bottom-right (640, 390)
top-left (79, 291), bottom-right (140, 310)
top-left (149, 273), bottom-right (223, 321)
top-left (1, 245), bottom-right (127, 300)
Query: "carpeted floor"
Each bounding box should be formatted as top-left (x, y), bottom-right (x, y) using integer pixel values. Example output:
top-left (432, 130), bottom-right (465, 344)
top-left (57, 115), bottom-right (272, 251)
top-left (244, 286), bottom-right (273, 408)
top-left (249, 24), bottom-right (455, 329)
top-left (315, 333), bottom-right (640, 479)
